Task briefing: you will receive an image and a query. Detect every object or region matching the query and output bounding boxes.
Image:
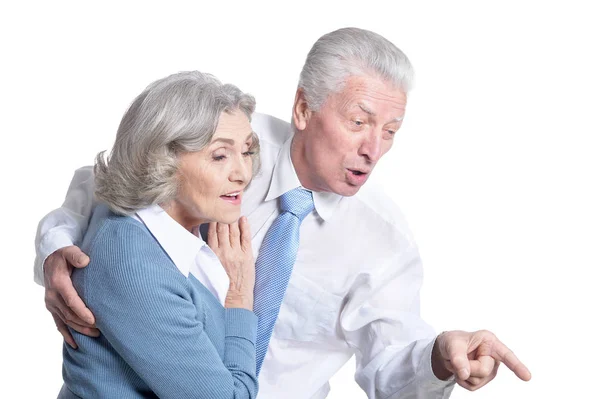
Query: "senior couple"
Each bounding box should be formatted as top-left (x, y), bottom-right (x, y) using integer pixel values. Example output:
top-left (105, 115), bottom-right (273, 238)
top-left (35, 28), bottom-right (531, 398)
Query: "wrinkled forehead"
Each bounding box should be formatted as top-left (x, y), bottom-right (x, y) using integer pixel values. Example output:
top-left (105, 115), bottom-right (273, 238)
top-left (331, 75), bottom-right (407, 116)
top-left (212, 110), bottom-right (254, 140)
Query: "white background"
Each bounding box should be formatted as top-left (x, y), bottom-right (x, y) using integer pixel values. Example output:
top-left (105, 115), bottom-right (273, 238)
top-left (1, 0), bottom-right (599, 397)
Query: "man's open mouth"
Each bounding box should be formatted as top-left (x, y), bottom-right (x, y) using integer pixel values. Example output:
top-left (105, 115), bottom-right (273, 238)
top-left (348, 169), bottom-right (366, 176)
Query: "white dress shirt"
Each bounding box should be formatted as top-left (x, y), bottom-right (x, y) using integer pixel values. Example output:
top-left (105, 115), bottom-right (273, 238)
top-left (134, 205), bottom-right (230, 305)
top-left (34, 113), bottom-right (454, 399)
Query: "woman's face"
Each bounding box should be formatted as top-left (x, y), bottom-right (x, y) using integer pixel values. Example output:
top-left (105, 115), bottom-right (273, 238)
top-left (169, 109), bottom-right (255, 230)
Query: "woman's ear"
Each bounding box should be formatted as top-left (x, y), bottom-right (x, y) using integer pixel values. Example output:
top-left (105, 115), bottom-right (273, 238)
top-left (292, 88), bottom-right (311, 132)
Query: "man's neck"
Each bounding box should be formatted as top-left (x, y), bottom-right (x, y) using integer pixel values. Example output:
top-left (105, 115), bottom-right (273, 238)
top-left (289, 134), bottom-right (323, 193)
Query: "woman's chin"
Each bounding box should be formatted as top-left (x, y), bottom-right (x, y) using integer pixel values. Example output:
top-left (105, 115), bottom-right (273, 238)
top-left (216, 213), bottom-right (241, 225)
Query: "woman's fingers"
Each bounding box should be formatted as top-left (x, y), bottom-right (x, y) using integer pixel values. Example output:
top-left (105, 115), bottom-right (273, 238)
top-left (216, 222), bottom-right (229, 248)
top-left (229, 220), bottom-right (241, 248)
top-left (207, 222), bottom-right (218, 248)
top-left (239, 217), bottom-right (252, 252)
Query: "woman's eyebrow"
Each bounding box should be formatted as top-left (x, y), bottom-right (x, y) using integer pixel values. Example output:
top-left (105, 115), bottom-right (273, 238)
top-left (213, 132), bottom-right (255, 145)
top-left (211, 138), bottom-right (234, 145)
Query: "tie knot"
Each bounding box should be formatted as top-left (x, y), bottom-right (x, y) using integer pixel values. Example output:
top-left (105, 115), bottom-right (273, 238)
top-left (280, 188), bottom-right (314, 221)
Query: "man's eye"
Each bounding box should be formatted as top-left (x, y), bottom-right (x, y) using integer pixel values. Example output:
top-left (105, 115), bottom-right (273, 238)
top-left (387, 130), bottom-right (397, 135)
top-left (354, 120), bottom-right (363, 126)
top-left (213, 155), bottom-right (226, 161)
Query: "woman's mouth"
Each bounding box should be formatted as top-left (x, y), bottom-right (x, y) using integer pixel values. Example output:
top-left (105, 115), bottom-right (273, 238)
top-left (220, 191), bottom-right (242, 205)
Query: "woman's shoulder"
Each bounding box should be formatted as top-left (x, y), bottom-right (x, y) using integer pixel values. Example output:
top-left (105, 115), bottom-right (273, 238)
top-left (84, 208), bottom-right (151, 249)
top-left (81, 206), bottom-right (174, 276)
top-left (75, 207), bottom-right (190, 303)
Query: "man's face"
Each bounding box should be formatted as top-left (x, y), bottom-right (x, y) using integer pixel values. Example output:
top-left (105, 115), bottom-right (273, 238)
top-left (292, 74), bottom-right (407, 196)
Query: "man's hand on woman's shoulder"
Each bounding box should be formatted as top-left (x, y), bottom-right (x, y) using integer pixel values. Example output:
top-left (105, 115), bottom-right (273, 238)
top-left (44, 245), bottom-right (98, 348)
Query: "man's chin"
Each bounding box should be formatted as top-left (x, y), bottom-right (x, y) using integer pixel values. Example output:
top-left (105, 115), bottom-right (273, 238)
top-left (334, 182), bottom-right (363, 197)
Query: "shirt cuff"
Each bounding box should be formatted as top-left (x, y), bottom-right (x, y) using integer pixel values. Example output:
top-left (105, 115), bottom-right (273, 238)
top-left (418, 337), bottom-right (456, 391)
top-left (33, 230), bottom-right (77, 286)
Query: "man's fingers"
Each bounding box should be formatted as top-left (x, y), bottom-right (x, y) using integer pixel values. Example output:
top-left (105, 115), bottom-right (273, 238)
top-left (61, 245), bottom-right (90, 268)
top-left (58, 283), bottom-right (95, 325)
top-left (53, 298), bottom-right (99, 337)
top-left (456, 377), bottom-right (491, 392)
top-left (466, 359), bottom-right (496, 386)
top-left (229, 220), bottom-right (241, 248)
top-left (207, 222), bottom-right (218, 248)
top-left (46, 285), bottom-right (93, 326)
top-left (451, 356), bottom-right (471, 380)
top-left (456, 378), bottom-right (478, 392)
top-left (239, 217), bottom-right (252, 252)
top-left (65, 320), bottom-right (100, 337)
top-left (469, 355), bottom-right (495, 378)
top-left (467, 360), bottom-right (502, 389)
top-left (466, 376), bottom-right (485, 386)
top-left (56, 300), bottom-right (94, 327)
top-left (492, 340), bottom-right (532, 381)
top-left (216, 223), bottom-right (229, 247)
top-left (445, 340), bottom-right (471, 380)
top-left (52, 314), bottom-right (77, 349)
top-left (442, 330), bottom-right (531, 389)
top-left (465, 361), bottom-right (499, 390)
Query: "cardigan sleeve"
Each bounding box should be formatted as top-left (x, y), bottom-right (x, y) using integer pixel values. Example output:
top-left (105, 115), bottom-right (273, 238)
top-left (82, 220), bottom-right (258, 399)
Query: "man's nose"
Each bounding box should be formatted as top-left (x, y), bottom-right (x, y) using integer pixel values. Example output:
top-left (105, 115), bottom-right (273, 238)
top-left (358, 131), bottom-right (383, 163)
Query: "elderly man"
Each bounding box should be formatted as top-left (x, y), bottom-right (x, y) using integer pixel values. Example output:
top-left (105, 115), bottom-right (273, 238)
top-left (35, 28), bottom-right (530, 398)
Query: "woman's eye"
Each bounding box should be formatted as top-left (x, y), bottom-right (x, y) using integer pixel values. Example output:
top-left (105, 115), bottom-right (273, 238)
top-left (213, 155), bottom-right (226, 161)
top-left (243, 151), bottom-right (255, 157)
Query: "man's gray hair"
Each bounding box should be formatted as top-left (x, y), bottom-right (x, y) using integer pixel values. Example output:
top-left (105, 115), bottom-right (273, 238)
top-left (298, 27), bottom-right (414, 111)
top-left (95, 71), bottom-right (259, 215)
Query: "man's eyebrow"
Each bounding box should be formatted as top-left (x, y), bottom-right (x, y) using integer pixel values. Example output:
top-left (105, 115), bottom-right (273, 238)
top-left (358, 104), bottom-right (375, 116)
top-left (358, 104), bottom-right (404, 123)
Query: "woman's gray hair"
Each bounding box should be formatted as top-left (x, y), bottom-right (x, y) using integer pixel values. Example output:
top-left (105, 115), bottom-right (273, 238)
top-left (298, 27), bottom-right (415, 111)
top-left (95, 71), bottom-right (259, 215)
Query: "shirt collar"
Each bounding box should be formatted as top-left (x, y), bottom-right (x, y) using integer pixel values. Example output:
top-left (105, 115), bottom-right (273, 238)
top-left (135, 204), bottom-right (204, 277)
top-left (264, 135), bottom-right (342, 221)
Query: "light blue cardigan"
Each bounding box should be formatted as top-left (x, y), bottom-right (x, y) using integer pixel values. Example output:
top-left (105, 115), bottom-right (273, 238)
top-left (59, 206), bottom-right (258, 398)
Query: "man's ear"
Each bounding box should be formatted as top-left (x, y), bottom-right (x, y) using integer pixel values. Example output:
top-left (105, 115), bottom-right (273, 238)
top-left (292, 88), bottom-right (311, 132)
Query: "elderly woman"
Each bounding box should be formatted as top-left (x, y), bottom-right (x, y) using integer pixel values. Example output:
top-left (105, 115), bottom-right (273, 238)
top-left (58, 71), bottom-right (260, 398)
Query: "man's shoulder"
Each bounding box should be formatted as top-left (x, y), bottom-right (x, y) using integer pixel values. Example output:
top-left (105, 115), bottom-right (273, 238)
top-left (350, 181), bottom-right (416, 243)
top-left (251, 112), bottom-right (293, 147)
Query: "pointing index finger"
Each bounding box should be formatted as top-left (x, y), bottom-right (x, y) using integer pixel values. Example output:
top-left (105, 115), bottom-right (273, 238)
top-left (492, 340), bottom-right (531, 381)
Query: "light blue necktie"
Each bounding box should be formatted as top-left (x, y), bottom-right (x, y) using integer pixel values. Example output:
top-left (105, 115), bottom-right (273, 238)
top-left (254, 187), bottom-right (315, 374)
